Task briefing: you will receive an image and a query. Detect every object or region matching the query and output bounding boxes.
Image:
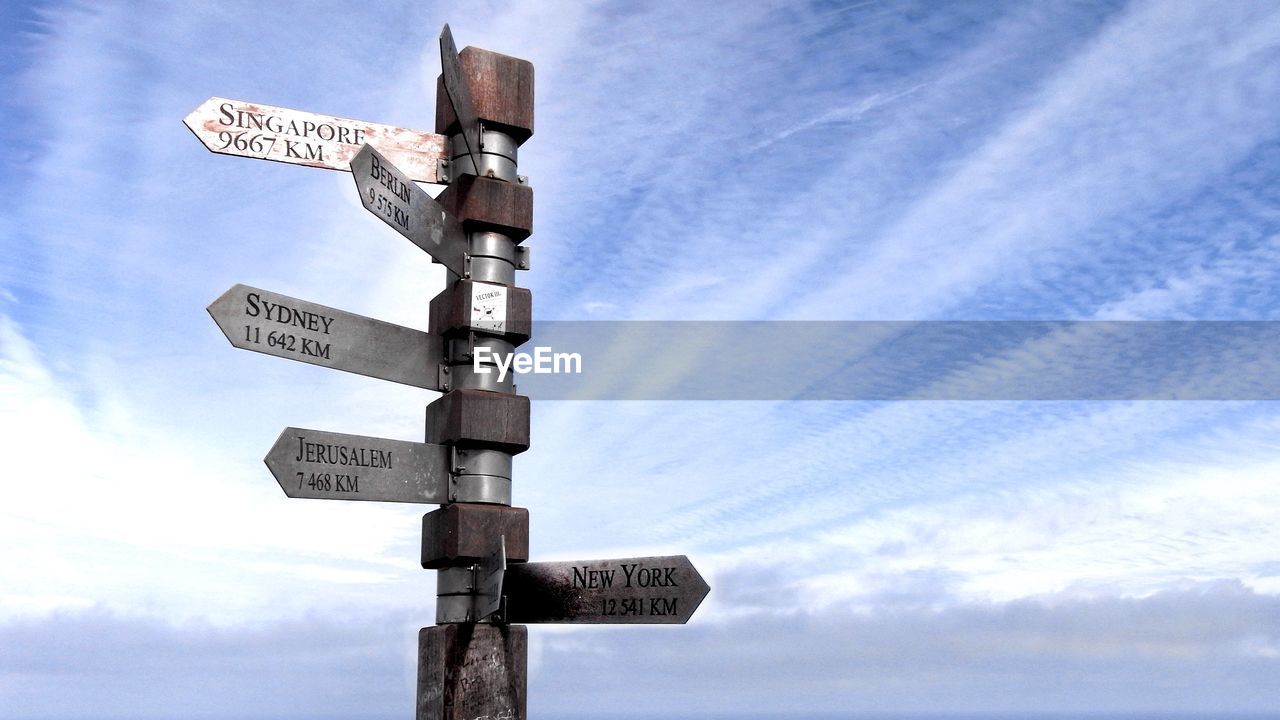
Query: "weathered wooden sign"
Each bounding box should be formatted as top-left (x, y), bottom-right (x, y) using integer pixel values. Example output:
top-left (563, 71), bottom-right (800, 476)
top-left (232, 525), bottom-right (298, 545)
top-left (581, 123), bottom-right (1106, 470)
top-left (439, 24), bottom-right (482, 172)
top-left (351, 144), bottom-right (468, 278)
top-left (264, 427), bottom-right (451, 504)
top-left (208, 284), bottom-right (444, 390)
top-left (183, 97), bottom-right (448, 182)
top-left (503, 555), bottom-right (709, 624)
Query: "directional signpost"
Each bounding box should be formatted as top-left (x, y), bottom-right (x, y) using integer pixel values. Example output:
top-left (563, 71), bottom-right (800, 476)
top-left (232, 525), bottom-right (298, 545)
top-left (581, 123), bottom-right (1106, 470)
top-left (351, 144), bottom-right (468, 278)
top-left (184, 97), bottom-right (448, 182)
top-left (191, 23), bottom-right (709, 720)
top-left (207, 284), bottom-right (445, 390)
top-left (264, 428), bottom-right (451, 504)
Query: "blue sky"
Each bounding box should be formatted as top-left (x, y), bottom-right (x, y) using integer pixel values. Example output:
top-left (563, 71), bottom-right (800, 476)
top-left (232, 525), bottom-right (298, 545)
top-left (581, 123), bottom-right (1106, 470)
top-left (3, 0), bottom-right (1280, 717)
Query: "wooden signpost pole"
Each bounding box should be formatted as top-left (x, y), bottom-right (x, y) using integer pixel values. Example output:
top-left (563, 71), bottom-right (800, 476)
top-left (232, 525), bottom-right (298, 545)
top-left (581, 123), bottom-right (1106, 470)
top-left (191, 23), bottom-right (709, 720)
top-left (417, 26), bottom-right (536, 720)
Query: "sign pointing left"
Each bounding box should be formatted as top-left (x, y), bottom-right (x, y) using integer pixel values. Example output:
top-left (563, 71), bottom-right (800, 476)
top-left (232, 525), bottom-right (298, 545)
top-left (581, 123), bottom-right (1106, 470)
top-left (265, 427), bottom-right (451, 504)
top-left (207, 284), bottom-right (445, 390)
top-left (183, 97), bottom-right (448, 183)
top-left (351, 144), bottom-right (468, 278)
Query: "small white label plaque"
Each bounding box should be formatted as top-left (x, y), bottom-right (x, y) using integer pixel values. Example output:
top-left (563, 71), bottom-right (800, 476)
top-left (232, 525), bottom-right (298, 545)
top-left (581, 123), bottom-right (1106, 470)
top-left (471, 282), bottom-right (507, 332)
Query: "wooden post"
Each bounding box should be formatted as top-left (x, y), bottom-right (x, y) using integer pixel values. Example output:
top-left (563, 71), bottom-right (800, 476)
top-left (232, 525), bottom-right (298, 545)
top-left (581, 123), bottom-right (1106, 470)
top-left (418, 34), bottom-right (535, 720)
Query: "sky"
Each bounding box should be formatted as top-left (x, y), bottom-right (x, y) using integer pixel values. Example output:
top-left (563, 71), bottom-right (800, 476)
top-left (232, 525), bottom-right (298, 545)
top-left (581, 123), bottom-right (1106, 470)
top-left (2, 0), bottom-right (1280, 717)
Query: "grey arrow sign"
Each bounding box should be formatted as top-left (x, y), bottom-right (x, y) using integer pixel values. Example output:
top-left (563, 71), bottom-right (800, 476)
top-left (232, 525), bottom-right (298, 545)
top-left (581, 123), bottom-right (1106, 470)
top-left (503, 555), bottom-right (710, 624)
top-left (183, 97), bottom-right (447, 182)
top-left (351, 144), bottom-right (468, 279)
top-left (439, 23), bottom-right (482, 173)
top-left (264, 427), bottom-right (450, 504)
top-left (208, 284), bottom-right (444, 390)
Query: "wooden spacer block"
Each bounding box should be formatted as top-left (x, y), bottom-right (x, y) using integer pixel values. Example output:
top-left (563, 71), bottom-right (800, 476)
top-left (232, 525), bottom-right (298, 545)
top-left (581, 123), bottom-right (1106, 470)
top-left (426, 389), bottom-right (530, 454)
top-left (417, 624), bottom-right (527, 720)
top-left (436, 47), bottom-right (534, 144)
top-left (421, 504), bottom-right (529, 569)
top-left (436, 175), bottom-right (533, 241)
top-left (429, 280), bottom-right (531, 344)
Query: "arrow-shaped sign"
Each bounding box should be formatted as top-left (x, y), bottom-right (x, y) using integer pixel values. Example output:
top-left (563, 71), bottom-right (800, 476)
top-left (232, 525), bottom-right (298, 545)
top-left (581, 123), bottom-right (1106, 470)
top-left (439, 23), bottom-right (483, 173)
top-left (350, 144), bottom-right (468, 278)
top-left (265, 427), bottom-right (451, 504)
top-left (208, 284), bottom-right (445, 390)
top-left (503, 555), bottom-right (709, 624)
top-left (183, 97), bottom-right (447, 182)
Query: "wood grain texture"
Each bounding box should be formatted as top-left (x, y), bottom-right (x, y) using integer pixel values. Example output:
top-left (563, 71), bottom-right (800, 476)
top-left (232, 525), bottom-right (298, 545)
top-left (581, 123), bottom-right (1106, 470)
top-left (435, 47), bottom-right (534, 143)
top-left (421, 504), bottom-right (530, 568)
top-left (436, 175), bottom-right (534, 241)
top-left (425, 390), bottom-right (531, 453)
top-left (418, 624), bottom-right (527, 720)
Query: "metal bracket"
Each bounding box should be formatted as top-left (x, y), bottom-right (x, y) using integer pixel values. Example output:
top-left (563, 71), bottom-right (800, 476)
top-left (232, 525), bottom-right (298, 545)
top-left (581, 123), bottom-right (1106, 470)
top-left (450, 446), bottom-right (466, 475)
top-left (444, 335), bottom-right (477, 366)
top-left (438, 123), bottom-right (486, 182)
top-left (437, 363), bottom-right (452, 393)
top-left (515, 246), bottom-right (530, 271)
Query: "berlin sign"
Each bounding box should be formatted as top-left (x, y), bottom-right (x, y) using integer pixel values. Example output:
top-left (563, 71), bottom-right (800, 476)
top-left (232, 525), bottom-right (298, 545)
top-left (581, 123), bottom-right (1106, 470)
top-left (350, 144), bottom-right (468, 278)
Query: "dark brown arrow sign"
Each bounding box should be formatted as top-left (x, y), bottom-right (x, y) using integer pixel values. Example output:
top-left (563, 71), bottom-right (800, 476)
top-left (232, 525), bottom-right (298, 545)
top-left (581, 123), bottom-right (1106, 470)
top-left (208, 284), bottom-right (445, 390)
top-left (350, 144), bottom-right (468, 278)
top-left (264, 427), bottom-right (451, 504)
top-left (503, 555), bottom-right (709, 624)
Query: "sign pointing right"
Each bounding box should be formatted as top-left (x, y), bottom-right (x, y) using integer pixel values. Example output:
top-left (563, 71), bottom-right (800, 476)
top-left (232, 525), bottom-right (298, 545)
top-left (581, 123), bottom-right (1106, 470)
top-left (503, 555), bottom-right (710, 624)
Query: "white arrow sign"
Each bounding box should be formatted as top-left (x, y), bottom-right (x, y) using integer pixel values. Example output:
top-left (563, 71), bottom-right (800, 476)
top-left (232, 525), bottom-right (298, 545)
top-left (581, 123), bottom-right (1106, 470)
top-left (184, 97), bottom-right (447, 182)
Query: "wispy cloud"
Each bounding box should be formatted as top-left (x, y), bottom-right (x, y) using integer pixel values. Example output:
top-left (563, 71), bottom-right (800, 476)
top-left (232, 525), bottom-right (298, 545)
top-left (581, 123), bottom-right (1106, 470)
top-left (4, 0), bottom-right (1280, 714)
